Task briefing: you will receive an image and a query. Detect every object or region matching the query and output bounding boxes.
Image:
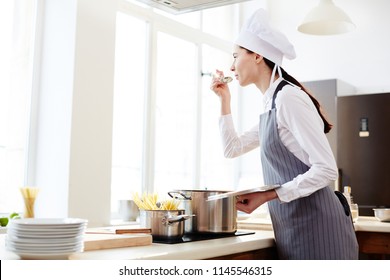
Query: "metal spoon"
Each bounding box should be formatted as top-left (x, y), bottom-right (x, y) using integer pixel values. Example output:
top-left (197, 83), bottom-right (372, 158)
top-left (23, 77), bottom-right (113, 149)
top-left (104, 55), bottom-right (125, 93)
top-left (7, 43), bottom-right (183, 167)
top-left (220, 76), bottom-right (233, 83)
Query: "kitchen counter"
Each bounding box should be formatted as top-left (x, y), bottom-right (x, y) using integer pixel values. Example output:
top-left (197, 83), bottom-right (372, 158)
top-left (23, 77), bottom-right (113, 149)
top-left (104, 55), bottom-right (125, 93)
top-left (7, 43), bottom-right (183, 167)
top-left (0, 230), bottom-right (276, 260)
top-left (237, 215), bottom-right (390, 233)
top-left (237, 215), bottom-right (390, 259)
top-left (353, 216), bottom-right (390, 232)
top-left (353, 217), bottom-right (390, 258)
top-left (1, 216), bottom-right (389, 260)
top-left (71, 230), bottom-right (276, 260)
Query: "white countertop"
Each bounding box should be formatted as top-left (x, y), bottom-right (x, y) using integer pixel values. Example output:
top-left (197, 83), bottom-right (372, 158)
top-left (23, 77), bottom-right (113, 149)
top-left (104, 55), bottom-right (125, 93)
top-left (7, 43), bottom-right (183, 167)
top-left (353, 216), bottom-right (390, 232)
top-left (0, 230), bottom-right (275, 260)
top-left (1, 216), bottom-right (388, 260)
top-left (237, 215), bottom-right (390, 233)
top-left (71, 230), bottom-right (275, 260)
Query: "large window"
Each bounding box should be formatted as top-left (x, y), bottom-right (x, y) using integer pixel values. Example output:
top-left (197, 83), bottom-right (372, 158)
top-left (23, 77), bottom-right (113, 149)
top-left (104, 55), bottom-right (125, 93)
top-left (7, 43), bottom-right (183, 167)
top-left (0, 0), bottom-right (265, 222)
top-left (153, 32), bottom-right (198, 191)
top-left (200, 44), bottom-right (238, 188)
top-left (111, 13), bottom-right (147, 210)
top-left (0, 1), bottom-right (37, 213)
top-left (111, 3), bottom-right (262, 215)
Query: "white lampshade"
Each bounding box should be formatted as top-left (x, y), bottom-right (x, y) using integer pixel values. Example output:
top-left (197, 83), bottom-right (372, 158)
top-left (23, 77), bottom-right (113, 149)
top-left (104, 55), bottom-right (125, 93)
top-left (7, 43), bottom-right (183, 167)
top-left (298, 0), bottom-right (355, 35)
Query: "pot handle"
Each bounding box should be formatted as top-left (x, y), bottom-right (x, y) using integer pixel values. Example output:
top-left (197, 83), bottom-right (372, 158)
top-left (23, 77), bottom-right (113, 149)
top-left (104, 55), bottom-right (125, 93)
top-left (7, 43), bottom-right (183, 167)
top-left (167, 191), bottom-right (191, 200)
top-left (162, 214), bottom-right (194, 226)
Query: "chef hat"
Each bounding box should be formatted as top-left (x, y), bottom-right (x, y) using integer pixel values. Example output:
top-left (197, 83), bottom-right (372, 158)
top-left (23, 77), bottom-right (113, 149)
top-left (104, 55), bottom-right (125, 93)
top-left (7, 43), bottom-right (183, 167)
top-left (234, 9), bottom-right (296, 66)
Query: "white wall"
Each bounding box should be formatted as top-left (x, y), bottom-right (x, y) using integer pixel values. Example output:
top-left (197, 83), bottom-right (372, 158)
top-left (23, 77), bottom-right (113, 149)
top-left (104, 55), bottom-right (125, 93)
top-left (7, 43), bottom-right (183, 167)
top-left (243, 0), bottom-right (390, 94)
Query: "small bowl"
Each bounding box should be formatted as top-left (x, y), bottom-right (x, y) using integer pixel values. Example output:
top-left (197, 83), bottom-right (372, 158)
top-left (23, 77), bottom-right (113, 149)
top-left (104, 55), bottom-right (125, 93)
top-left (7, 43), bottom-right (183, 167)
top-left (373, 208), bottom-right (390, 222)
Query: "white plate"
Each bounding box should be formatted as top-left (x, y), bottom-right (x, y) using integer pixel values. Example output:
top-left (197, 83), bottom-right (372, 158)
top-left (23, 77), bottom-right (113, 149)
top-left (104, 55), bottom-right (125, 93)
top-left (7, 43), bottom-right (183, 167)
top-left (6, 244), bottom-right (84, 254)
top-left (6, 234), bottom-right (83, 243)
top-left (6, 242), bottom-right (83, 250)
top-left (6, 240), bottom-right (84, 251)
top-left (12, 249), bottom-right (83, 260)
top-left (6, 238), bottom-right (82, 247)
top-left (7, 228), bottom-right (85, 236)
top-left (7, 227), bottom-right (85, 234)
top-left (9, 218), bottom-right (87, 227)
top-left (9, 224), bottom-right (86, 231)
top-left (7, 233), bottom-right (84, 240)
top-left (7, 231), bottom-right (84, 240)
top-left (206, 185), bottom-right (281, 201)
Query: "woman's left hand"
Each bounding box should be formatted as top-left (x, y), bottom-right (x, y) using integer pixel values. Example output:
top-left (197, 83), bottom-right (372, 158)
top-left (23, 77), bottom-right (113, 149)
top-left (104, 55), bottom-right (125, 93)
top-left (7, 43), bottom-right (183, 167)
top-left (236, 190), bottom-right (278, 214)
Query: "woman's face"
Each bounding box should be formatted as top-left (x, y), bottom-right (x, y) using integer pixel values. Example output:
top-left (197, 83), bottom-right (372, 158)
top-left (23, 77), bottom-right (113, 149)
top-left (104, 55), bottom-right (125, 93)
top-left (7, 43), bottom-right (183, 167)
top-left (230, 45), bottom-right (260, 87)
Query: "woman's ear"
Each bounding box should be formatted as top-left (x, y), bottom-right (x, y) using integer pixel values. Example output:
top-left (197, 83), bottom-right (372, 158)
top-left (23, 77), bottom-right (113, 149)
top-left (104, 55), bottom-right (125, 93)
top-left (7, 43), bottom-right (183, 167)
top-left (255, 54), bottom-right (263, 63)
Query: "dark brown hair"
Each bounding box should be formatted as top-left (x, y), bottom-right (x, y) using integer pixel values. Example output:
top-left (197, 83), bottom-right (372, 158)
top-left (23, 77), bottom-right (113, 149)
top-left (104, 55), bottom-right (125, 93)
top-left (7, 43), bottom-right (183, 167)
top-left (264, 57), bottom-right (332, 133)
top-left (242, 47), bottom-right (333, 133)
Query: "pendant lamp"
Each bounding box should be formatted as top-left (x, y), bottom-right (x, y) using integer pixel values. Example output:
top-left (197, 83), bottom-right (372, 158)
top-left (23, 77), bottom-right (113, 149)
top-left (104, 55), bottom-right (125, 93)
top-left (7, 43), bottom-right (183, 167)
top-left (298, 0), bottom-right (355, 35)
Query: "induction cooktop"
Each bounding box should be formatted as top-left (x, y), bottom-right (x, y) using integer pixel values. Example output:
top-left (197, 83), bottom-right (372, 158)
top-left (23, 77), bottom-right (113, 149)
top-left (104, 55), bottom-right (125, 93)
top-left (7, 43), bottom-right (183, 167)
top-left (152, 231), bottom-right (255, 244)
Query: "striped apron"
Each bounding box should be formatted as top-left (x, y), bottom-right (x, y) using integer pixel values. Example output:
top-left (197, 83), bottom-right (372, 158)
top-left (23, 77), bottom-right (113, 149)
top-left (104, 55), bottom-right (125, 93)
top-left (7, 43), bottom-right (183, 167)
top-left (259, 80), bottom-right (359, 259)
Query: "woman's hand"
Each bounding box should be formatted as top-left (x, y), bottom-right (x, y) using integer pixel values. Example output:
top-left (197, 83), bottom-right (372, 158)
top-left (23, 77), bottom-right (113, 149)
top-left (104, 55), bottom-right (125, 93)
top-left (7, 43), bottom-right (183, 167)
top-left (210, 69), bottom-right (232, 115)
top-left (210, 70), bottom-right (230, 97)
top-left (236, 190), bottom-right (278, 214)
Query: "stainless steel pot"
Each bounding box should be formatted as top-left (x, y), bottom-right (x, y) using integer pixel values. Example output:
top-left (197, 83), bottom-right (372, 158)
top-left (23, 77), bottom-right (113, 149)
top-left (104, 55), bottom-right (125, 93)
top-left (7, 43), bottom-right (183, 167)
top-left (168, 190), bottom-right (237, 234)
top-left (139, 210), bottom-right (192, 240)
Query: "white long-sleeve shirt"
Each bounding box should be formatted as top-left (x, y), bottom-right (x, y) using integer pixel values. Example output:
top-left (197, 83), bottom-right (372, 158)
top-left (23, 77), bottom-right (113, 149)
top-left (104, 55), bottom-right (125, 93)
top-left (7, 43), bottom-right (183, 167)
top-left (219, 78), bottom-right (338, 203)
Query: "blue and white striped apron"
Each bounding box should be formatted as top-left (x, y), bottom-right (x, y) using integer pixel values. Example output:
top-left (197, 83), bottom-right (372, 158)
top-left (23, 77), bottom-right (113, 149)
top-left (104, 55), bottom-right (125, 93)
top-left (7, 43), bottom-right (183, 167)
top-left (259, 80), bottom-right (359, 259)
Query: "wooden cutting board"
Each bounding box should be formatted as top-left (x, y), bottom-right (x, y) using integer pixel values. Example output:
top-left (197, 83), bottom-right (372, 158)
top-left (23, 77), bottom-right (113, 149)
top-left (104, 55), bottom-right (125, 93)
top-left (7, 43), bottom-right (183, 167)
top-left (83, 233), bottom-right (152, 251)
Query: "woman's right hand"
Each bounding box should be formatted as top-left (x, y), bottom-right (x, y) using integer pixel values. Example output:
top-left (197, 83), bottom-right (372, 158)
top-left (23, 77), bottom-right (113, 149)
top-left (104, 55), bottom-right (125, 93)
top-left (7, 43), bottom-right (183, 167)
top-left (210, 69), bottom-right (232, 115)
top-left (210, 70), bottom-right (230, 97)
top-left (236, 190), bottom-right (278, 214)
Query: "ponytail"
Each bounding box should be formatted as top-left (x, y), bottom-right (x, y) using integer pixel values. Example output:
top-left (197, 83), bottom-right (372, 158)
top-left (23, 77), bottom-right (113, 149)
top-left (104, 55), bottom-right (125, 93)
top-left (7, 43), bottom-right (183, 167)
top-left (263, 57), bottom-right (333, 134)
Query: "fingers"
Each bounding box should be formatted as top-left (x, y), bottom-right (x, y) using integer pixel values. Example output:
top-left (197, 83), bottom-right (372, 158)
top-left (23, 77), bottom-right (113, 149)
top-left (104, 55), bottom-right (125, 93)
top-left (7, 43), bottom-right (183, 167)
top-left (236, 196), bottom-right (248, 205)
top-left (215, 69), bottom-right (224, 76)
top-left (210, 78), bottom-right (226, 93)
top-left (210, 70), bottom-right (228, 93)
top-left (236, 203), bottom-right (252, 214)
top-left (236, 193), bottom-right (264, 214)
top-left (236, 195), bottom-right (252, 214)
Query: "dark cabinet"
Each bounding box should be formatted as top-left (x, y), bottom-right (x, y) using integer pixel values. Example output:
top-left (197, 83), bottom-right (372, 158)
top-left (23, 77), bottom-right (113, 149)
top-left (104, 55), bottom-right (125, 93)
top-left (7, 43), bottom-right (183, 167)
top-left (337, 93), bottom-right (390, 216)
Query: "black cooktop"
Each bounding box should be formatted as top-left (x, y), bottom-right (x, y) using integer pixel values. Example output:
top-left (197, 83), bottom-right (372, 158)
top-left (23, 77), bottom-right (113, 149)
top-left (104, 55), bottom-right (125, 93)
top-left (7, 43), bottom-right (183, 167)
top-left (152, 231), bottom-right (255, 244)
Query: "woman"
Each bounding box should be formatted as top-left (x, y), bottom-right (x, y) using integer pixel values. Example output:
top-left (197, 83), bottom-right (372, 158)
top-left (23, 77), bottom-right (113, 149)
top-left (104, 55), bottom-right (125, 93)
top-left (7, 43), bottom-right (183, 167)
top-left (210, 9), bottom-right (358, 260)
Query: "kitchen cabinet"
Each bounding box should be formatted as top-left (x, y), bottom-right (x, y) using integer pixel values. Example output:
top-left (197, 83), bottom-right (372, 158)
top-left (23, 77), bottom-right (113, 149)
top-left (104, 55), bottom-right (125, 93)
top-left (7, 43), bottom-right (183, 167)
top-left (337, 93), bottom-right (390, 216)
top-left (238, 216), bottom-right (390, 260)
top-left (206, 247), bottom-right (278, 260)
top-left (356, 231), bottom-right (390, 259)
top-left (354, 216), bottom-right (390, 259)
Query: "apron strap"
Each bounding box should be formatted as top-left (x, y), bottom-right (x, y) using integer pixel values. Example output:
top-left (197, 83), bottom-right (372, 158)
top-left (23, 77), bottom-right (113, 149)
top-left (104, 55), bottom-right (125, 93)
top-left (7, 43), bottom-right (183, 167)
top-left (271, 80), bottom-right (289, 109)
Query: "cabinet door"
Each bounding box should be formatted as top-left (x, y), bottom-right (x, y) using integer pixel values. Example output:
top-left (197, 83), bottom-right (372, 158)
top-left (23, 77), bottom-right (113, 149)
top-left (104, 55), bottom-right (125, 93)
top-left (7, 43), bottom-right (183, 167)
top-left (337, 93), bottom-right (390, 216)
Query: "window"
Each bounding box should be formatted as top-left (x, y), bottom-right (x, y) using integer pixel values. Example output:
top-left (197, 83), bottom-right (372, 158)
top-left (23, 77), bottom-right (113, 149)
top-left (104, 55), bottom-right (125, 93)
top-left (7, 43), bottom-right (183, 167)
top-left (0, 1), bottom-right (37, 213)
top-left (111, 2), bottom-right (265, 218)
top-left (111, 13), bottom-right (147, 211)
top-left (199, 44), bottom-right (238, 188)
top-left (153, 32), bottom-right (198, 192)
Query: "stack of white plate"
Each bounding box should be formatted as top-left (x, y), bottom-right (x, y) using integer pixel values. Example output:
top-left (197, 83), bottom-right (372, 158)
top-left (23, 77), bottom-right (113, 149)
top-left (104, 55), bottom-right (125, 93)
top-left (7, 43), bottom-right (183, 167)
top-left (5, 218), bottom-right (87, 260)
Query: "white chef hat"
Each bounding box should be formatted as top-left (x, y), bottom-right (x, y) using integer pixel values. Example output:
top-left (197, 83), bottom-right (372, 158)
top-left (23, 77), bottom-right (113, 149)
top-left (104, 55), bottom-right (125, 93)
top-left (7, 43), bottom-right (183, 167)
top-left (234, 9), bottom-right (296, 66)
